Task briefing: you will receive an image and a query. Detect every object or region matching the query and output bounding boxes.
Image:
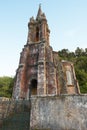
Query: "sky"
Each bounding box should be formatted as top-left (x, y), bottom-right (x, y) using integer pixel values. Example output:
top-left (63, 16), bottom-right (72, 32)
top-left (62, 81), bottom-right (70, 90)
top-left (0, 0), bottom-right (87, 76)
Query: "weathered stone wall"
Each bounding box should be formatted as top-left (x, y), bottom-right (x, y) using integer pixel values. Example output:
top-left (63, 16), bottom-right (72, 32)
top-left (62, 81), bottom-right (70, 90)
top-left (0, 98), bottom-right (10, 127)
top-left (0, 99), bottom-right (30, 129)
top-left (0, 96), bottom-right (87, 130)
top-left (30, 95), bottom-right (87, 130)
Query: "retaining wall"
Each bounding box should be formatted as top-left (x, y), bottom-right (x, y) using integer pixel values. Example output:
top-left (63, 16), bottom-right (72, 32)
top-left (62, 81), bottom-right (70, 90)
top-left (30, 95), bottom-right (87, 130)
top-left (0, 95), bottom-right (87, 130)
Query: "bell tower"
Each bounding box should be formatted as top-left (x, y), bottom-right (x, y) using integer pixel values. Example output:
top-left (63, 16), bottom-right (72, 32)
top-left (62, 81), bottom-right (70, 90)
top-left (27, 4), bottom-right (50, 46)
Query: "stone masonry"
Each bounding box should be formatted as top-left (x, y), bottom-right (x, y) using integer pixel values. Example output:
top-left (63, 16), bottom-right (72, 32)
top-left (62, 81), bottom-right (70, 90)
top-left (0, 95), bottom-right (87, 130)
top-left (30, 95), bottom-right (87, 130)
top-left (13, 5), bottom-right (80, 99)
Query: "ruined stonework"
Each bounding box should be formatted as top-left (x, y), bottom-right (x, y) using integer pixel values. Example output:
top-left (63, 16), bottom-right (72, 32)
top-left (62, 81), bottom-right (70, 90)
top-left (13, 5), bottom-right (80, 99)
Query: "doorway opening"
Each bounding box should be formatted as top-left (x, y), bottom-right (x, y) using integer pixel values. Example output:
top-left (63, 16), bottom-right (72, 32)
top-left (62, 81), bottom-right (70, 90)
top-left (31, 79), bottom-right (37, 95)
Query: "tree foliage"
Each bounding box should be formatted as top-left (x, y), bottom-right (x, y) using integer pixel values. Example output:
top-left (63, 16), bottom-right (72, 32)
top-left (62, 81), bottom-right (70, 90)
top-left (58, 47), bottom-right (87, 93)
top-left (0, 76), bottom-right (14, 98)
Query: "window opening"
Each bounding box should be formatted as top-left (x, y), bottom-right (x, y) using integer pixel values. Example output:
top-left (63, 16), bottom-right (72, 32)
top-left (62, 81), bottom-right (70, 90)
top-left (36, 27), bottom-right (39, 41)
top-left (31, 79), bottom-right (37, 95)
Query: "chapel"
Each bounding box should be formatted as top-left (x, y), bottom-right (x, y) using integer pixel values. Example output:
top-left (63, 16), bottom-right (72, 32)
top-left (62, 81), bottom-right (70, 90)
top-left (13, 5), bottom-right (80, 99)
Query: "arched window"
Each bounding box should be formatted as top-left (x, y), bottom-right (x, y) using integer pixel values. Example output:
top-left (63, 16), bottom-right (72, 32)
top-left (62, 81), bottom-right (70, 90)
top-left (31, 79), bottom-right (37, 95)
top-left (36, 27), bottom-right (39, 41)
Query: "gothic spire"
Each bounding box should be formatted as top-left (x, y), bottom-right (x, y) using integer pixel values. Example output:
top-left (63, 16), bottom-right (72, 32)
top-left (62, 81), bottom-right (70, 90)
top-left (36, 4), bottom-right (42, 20)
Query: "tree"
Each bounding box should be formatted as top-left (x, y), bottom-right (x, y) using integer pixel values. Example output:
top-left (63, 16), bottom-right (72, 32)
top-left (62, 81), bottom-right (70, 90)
top-left (0, 76), bottom-right (14, 98)
top-left (75, 47), bottom-right (84, 57)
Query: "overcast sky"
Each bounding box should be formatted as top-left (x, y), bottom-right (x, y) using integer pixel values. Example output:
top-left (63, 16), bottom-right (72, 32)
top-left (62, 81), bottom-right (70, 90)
top-left (0, 0), bottom-right (87, 76)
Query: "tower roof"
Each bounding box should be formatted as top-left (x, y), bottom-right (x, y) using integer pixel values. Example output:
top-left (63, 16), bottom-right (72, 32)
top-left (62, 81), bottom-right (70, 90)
top-left (36, 4), bottom-right (42, 18)
top-left (36, 4), bottom-right (46, 20)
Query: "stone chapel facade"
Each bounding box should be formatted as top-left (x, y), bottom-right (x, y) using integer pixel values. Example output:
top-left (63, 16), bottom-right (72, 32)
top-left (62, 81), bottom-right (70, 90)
top-left (13, 5), bottom-right (80, 99)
